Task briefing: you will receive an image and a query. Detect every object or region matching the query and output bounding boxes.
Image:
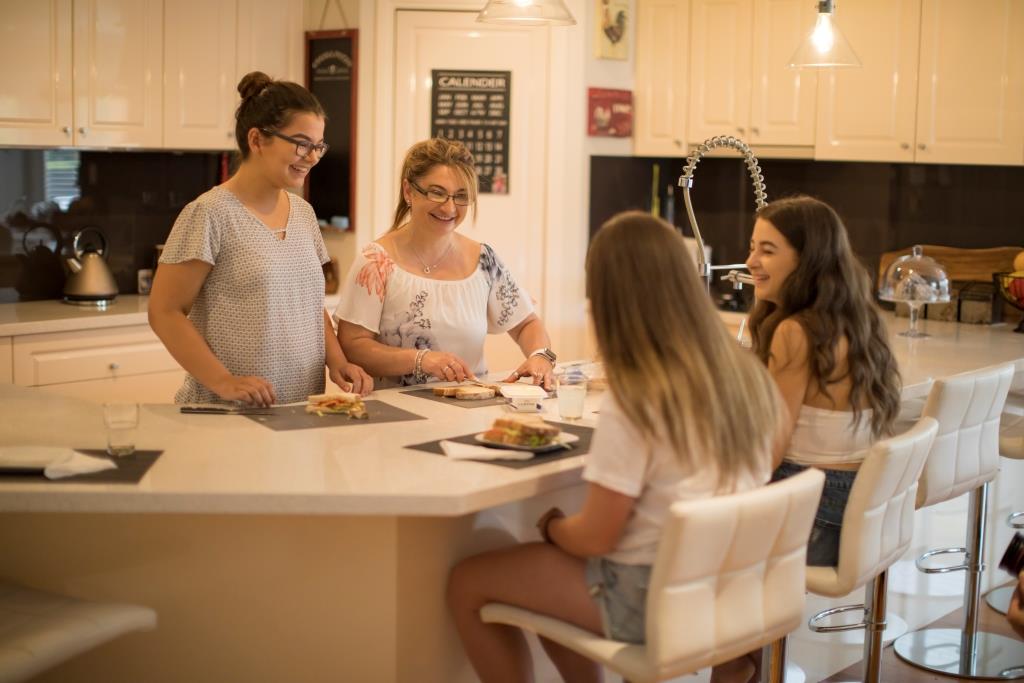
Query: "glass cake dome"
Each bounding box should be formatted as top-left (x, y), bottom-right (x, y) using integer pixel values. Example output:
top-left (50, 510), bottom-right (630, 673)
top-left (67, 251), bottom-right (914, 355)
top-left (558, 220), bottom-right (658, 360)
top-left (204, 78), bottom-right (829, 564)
top-left (878, 245), bottom-right (950, 338)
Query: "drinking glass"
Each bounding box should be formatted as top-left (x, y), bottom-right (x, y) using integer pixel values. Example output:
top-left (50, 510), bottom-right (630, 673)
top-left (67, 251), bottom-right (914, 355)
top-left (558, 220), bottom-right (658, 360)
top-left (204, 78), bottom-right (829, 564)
top-left (103, 402), bottom-right (139, 456)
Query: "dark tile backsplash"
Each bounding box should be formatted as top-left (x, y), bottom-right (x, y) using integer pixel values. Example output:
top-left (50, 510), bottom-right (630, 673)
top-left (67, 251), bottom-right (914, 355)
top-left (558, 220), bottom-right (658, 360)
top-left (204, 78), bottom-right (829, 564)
top-left (0, 149), bottom-right (223, 303)
top-left (589, 156), bottom-right (1024, 308)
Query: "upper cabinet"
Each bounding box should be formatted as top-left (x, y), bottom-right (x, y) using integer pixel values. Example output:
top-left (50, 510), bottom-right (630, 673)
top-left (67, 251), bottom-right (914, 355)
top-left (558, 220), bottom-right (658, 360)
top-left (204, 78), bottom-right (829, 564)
top-left (164, 0), bottom-right (237, 150)
top-left (0, 0), bottom-right (304, 151)
top-left (688, 0), bottom-right (817, 147)
top-left (0, 1), bottom-right (73, 146)
top-left (72, 0), bottom-right (163, 148)
top-left (0, 0), bottom-right (163, 148)
top-left (237, 0), bottom-right (305, 86)
top-left (817, 0), bottom-right (1023, 165)
top-left (634, 0), bottom-right (690, 156)
top-left (914, 0), bottom-right (1024, 165)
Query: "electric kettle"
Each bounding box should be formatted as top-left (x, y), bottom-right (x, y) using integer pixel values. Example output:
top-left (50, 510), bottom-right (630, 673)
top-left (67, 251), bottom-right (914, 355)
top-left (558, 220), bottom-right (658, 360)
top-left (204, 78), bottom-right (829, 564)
top-left (63, 227), bottom-right (119, 305)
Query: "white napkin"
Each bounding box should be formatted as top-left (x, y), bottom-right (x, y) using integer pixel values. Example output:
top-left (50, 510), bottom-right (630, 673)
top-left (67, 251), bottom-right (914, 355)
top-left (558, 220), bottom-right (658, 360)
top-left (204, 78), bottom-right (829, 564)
top-left (44, 451), bottom-right (118, 480)
top-left (440, 440), bottom-right (534, 461)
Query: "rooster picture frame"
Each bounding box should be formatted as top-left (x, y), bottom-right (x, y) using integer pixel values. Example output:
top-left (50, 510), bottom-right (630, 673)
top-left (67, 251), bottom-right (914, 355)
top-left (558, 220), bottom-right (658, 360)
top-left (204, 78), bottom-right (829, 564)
top-left (595, 0), bottom-right (628, 60)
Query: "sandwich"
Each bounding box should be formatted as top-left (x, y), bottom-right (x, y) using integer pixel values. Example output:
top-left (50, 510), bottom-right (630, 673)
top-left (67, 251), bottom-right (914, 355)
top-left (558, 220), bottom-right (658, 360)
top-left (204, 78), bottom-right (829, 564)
top-left (432, 382), bottom-right (500, 399)
top-left (306, 392), bottom-right (368, 419)
top-left (454, 386), bottom-right (495, 401)
top-left (482, 415), bottom-right (561, 448)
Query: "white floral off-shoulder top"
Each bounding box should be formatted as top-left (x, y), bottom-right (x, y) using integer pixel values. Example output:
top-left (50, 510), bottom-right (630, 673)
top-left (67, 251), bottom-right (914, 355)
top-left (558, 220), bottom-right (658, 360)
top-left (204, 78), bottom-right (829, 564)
top-left (334, 242), bottom-right (534, 387)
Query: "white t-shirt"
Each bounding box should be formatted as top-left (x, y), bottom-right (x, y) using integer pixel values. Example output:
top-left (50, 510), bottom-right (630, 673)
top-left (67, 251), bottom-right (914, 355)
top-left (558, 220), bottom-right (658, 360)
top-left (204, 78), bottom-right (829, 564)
top-left (160, 186), bottom-right (330, 404)
top-left (334, 242), bottom-right (533, 387)
top-left (583, 393), bottom-right (771, 565)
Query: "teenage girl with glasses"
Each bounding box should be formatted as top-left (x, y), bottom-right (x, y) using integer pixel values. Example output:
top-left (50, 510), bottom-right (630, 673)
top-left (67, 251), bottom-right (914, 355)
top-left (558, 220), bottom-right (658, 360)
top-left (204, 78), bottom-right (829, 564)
top-left (150, 71), bottom-right (371, 406)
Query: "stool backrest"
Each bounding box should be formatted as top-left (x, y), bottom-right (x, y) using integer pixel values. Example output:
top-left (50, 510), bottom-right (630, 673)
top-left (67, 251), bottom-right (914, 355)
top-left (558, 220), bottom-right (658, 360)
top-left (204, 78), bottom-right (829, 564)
top-left (834, 417), bottom-right (938, 593)
top-left (916, 363), bottom-right (1015, 509)
top-left (644, 468), bottom-right (824, 675)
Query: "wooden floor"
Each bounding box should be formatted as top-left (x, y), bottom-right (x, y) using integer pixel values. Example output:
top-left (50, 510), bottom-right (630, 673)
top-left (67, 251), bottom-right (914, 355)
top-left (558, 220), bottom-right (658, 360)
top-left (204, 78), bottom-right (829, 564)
top-left (824, 582), bottom-right (1023, 682)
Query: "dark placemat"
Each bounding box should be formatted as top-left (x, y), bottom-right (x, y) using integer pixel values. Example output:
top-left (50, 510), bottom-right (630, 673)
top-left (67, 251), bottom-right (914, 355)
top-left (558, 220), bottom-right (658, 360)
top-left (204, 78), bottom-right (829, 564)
top-left (0, 450), bottom-right (162, 484)
top-left (405, 422), bottom-right (594, 469)
top-left (244, 400), bottom-right (426, 431)
top-left (400, 387), bottom-right (509, 409)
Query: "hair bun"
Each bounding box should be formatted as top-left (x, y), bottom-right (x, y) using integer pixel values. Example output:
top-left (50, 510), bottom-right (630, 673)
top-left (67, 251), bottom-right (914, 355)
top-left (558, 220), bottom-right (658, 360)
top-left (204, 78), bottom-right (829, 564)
top-left (237, 71), bottom-right (273, 100)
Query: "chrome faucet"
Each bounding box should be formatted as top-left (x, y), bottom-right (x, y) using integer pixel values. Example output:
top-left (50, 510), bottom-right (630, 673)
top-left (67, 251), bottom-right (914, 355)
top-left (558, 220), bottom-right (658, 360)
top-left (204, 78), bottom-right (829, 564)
top-left (678, 135), bottom-right (767, 293)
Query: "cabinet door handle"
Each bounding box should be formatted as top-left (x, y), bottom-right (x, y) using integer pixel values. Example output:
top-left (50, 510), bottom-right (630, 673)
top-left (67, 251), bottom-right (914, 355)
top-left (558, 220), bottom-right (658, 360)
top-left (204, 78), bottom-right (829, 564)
top-left (901, 142), bottom-right (910, 150)
top-left (751, 127), bottom-right (760, 135)
top-left (736, 127), bottom-right (746, 135)
top-left (61, 126), bottom-right (71, 136)
top-left (918, 143), bottom-right (926, 151)
top-left (227, 131), bottom-right (233, 138)
top-left (109, 362), bottom-right (120, 371)
top-left (673, 139), bottom-right (682, 147)
top-left (78, 127), bottom-right (87, 137)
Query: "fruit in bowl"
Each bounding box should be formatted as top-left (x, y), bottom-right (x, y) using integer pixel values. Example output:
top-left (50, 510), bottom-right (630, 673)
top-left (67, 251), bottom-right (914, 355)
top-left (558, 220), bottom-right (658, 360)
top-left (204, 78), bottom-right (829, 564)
top-left (993, 271), bottom-right (1024, 333)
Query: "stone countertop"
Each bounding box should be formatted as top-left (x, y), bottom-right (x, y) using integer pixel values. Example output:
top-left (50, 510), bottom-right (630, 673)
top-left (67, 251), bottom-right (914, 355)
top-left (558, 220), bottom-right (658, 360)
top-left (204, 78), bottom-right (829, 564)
top-left (0, 294), bottom-right (344, 336)
top-left (0, 381), bottom-right (596, 517)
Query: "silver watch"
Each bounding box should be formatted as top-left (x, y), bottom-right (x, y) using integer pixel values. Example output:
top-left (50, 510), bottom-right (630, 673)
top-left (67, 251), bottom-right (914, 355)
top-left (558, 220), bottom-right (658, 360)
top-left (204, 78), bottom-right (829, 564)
top-left (529, 347), bottom-right (557, 364)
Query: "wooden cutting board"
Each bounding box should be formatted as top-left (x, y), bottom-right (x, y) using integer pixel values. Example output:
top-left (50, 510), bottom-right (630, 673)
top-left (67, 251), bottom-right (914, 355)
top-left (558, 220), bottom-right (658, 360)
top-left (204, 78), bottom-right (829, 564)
top-left (877, 245), bottom-right (1023, 288)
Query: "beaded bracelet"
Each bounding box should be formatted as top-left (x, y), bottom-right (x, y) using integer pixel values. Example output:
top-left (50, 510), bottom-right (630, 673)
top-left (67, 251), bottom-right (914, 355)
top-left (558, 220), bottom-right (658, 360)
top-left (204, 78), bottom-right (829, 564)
top-left (413, 348), bottom-right (429, 384)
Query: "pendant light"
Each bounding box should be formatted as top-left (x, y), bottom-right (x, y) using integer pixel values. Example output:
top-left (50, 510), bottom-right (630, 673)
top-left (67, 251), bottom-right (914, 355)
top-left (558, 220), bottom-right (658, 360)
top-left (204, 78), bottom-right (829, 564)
top-left (789, 0), bottom-right (860, 68)
top-left (476, 0), bottom-right (577, 26)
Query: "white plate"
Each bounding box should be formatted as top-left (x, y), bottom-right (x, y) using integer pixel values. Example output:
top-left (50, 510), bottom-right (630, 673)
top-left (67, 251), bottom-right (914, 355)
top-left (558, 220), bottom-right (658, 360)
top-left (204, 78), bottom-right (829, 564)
top-left (0, 446), bottom-right (77, 472)
top-left (473, 432), bottom-right (579, 454)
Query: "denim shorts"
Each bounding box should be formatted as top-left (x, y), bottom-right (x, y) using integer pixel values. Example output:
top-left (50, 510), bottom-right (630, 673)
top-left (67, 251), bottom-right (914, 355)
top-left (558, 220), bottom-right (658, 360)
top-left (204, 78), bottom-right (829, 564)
top-left (772, 461), bottom-right (857, 567)
top-left (585, 557), bottom-right (652, 644)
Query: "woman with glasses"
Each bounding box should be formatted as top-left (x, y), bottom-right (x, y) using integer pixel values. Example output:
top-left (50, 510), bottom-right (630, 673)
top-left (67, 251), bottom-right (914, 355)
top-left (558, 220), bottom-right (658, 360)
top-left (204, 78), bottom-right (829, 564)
top-left (149, 71), bottom-right (372, 406)
top-left (335, 138), bottom-right (555, 388)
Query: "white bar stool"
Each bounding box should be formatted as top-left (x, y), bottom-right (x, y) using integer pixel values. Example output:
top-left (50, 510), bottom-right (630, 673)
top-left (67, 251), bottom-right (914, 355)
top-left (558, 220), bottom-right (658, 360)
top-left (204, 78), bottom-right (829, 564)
top-left (763, 416), bottom-right (938, 683)
top-left (480, 468), bottom-right (825, 683)
top-left (0, 581), bottom-right (156, 683)
top-left (891, 363), bottom-right (1024, 679)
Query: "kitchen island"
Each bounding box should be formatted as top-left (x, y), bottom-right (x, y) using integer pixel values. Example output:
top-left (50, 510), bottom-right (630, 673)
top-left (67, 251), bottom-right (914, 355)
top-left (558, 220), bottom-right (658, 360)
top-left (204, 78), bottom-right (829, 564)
top-left (0, 313), bottom-right (1021, 682)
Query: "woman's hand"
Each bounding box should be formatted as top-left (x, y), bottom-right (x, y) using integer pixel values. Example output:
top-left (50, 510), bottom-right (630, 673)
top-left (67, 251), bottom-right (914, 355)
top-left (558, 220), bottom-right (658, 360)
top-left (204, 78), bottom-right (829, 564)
top-left (504, 355), bottom-right (554, 390)
top-left (421, 350), bottom-right (475, 383)
top-left (329, 362), bottom-right (374, 396)
top-left (210, 375), bottom-right (276, 407)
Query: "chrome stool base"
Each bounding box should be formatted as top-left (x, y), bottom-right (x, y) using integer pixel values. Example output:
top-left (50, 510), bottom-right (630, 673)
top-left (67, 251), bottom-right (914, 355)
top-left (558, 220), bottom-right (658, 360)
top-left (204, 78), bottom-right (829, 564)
top-left (985, 585), bottom-right (1014, 615)
top-left (893, 628), bottom-right (1024, 680)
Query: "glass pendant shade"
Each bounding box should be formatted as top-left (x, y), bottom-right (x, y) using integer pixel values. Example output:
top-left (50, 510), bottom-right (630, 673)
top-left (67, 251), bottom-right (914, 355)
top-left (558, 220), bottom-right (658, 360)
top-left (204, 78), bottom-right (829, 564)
top-left (476, 0), bottom-right (577, 26)
top-left (789, 0), bottom-right (861, 68)
top-left (878, 245), bottom-right (951, 338)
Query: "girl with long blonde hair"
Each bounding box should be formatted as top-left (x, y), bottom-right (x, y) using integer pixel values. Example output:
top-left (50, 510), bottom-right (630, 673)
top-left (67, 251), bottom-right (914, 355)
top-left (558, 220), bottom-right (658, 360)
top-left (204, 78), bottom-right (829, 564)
top-left (447, 211), bottom-right (783, 683)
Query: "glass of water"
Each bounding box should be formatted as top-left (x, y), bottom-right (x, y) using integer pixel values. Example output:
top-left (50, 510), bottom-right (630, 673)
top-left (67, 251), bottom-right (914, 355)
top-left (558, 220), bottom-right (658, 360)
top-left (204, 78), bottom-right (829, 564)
top-left (103, 402), bottom-right (139, 456)
top-left (556, 372), bottom-right (587, 421)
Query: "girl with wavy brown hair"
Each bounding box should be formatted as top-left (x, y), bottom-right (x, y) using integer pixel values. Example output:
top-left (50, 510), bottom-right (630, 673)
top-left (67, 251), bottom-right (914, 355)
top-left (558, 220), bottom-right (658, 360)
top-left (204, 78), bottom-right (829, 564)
top-left (746, 195), bottom-right (901, 567)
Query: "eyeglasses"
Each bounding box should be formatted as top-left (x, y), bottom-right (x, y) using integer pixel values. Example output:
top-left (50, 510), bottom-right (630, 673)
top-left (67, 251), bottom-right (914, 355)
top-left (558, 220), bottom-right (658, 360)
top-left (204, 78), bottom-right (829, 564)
top-left (408, 180), bottom-right (473, 206)
top-left (261, 129), bottom-right (329, 157)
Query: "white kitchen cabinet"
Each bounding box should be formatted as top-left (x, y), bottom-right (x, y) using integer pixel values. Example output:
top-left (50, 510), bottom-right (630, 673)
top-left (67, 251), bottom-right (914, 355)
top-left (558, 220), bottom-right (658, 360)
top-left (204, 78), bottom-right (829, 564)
top-left (914, 0), bottom-right (1024, 165)
top-left (72, 0), bottom-right (163, 148)
top-left (815, 0), bottom-right (920, 162)
top-left (164, 0), bottom-right (237, 150)
top-left (0, 0), bottom-right (74, 146)
top-left (749, 0), bottom-right (818, 146)
top-left (634, 0), bottom-right (690, 156)
top-left (817, 0), bottom-right (1023, 165)
top-left (0, 338), bottom-right (12, 384)
top-left (236, 0), bottom-right (305, 85)
top-left (13, 324), bottom-right (184, 403)
top-left (688, 0), bottom-right (817, 147)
